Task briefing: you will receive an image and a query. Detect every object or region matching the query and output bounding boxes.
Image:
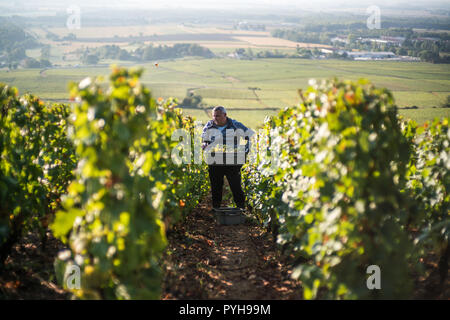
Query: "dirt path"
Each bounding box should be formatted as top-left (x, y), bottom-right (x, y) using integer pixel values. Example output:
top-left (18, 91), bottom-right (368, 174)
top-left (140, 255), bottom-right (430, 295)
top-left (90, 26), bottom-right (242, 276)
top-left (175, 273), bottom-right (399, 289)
top-left (162, 194), bottom-right (303, 300)
top-left (0, 231), bottom-right (69, 299)
top-left (250, 88), bottom-right (273, 109)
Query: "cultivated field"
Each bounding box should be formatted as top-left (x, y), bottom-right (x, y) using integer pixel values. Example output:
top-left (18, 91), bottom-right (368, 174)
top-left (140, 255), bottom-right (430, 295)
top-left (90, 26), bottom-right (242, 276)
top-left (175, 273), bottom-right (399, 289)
top-left (26, 23), bottom-right (322, 63)
top-left (1, 57), bottom-right (449, 129)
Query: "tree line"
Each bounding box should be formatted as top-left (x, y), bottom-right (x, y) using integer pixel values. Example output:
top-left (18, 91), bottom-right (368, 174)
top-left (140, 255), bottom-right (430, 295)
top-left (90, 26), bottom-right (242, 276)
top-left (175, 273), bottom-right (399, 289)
top-left (81, 43), bottom-right (215, 65)
top-left (0, 21), bottom-right (52, 69)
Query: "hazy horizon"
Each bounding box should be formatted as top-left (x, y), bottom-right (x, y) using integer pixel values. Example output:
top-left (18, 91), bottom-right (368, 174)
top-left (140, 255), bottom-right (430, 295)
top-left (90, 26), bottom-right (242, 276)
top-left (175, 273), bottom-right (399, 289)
top-left (1, 0), bottom-right (450, 12)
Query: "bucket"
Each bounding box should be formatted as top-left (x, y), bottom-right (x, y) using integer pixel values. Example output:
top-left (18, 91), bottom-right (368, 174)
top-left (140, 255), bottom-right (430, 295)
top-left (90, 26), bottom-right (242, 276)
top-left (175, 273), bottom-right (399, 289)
top-left (213, 207), bottom-right (246, 225)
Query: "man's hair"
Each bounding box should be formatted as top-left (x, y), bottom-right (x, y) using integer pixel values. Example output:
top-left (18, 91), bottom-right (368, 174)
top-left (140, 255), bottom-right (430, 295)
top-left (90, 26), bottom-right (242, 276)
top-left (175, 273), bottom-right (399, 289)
top-left (212, 105), bottom-right (227, 114)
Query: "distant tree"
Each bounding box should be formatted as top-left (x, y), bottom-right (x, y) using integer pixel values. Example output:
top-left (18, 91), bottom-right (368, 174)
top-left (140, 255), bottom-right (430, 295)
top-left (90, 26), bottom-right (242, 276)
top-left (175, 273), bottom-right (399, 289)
top-left (82, 54), bottom-right (99, 65)
top-left (8, 62), bottom-right (18, 70)
top-left (246, 47), bottom-right (254, 58)
top-left (22, 57), bottom-right (41, 68)
top-left (443, 95), bottom-right (450, 108)
top-left (62, 33), bottom-right (77, 41)
top-left (41, 46), bottom-right (51, 60)
top-left (297, 48), bottom-right (312, 59)
top-left (397, 47), bottom-right (407, 56)
top-left (39, 59), bottom-right (52, 68)
top-left (46, 32), bottom-right (60, 41)
top-left (181, 91), bottom-right (202, 107)
top-left (347, 34), bottom-right (357, 44)
top-left (138, 43), bottom-right (214, 61)
top-left (118, 49), bottom-right (133, 61)
top-left (7, 47), bottom-right (26, 62)
top-left (419, 50), bottom-right (440, 63)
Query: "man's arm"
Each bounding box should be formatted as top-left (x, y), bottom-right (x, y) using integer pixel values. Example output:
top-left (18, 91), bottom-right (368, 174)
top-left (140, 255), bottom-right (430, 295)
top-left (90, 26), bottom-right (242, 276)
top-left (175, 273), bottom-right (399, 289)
top-left (232, 120), bottom-right (255, 153)
top-left (201, 121), bottom-right (213, 150)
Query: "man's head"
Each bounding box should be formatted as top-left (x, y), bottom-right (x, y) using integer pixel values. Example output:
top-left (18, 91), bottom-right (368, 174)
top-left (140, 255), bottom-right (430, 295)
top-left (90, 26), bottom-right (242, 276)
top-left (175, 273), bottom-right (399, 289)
top-left (212, 106), bottom-right (227, 126)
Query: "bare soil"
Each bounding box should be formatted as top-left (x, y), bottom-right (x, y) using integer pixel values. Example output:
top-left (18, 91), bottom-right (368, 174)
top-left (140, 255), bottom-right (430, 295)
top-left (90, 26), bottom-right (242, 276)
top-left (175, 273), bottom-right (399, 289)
top-left (162, 194), bottom-right (303, 300)
top-left (0, 231), bottom-right (70, 300)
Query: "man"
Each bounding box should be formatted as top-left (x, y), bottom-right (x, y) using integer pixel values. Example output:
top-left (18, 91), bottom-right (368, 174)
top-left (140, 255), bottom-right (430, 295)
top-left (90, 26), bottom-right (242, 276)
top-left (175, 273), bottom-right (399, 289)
top-left (201, 106), bottom-right (254, 211)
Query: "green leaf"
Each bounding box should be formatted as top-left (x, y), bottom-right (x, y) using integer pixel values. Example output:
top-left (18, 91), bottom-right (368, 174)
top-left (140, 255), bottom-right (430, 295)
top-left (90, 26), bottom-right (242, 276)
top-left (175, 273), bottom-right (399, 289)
top-left (51, 209), bottom-right (85, 240)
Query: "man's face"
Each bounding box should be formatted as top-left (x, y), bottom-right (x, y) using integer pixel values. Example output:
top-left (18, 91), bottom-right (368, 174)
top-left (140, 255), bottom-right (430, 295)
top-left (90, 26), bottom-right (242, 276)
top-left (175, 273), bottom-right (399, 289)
top-left (213, 110), bottom-right (227, 126)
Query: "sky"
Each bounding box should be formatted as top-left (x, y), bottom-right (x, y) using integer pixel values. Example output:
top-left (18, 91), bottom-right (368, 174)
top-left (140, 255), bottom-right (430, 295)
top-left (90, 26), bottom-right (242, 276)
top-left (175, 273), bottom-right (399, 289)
top-left (2, 0), bottom-right (450, 11)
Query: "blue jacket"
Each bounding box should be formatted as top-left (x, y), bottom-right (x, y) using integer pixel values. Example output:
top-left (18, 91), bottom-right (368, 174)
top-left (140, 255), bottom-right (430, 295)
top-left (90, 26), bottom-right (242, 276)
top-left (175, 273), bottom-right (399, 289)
top-left (201, 117), bottom-right (254, 153)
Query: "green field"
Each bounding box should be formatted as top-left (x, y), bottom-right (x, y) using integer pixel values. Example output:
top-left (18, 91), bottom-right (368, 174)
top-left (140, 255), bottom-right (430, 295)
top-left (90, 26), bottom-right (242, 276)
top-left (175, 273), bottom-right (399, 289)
top-left (1, 58), bottom-right (449, 129)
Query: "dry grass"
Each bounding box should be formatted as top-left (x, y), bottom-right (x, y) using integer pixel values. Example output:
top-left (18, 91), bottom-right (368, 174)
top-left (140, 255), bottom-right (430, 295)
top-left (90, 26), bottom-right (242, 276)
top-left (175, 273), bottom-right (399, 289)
top-left (43, 24), bottom-right (185, 38)
top-left (40, 25), bottom-right (270, 39)
top-left (232, 36), bottom-right (333, 48)
top-left (29, 24), bottom-right (332, 53)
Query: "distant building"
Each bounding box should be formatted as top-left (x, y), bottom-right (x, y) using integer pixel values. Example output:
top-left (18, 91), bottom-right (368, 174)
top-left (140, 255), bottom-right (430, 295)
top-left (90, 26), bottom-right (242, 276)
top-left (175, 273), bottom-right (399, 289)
top-left (331, 37), bottom-right (349, 44)
top-left (227, 52), bottom-right (241, 60)
top-left (416, 37), bottom-right (440, 42)
top-left (234, 21), bottom-right (266, 31)
top-left (356, 36), bottom-right (405, 46)
top-left (346, 51), bottom-right (397, 60)
top-left (320, 49), bottom-right (334, 54)
top-left (320, 48), bottom-right (344, 54)
top-left (381, 36), bottom-right (406, 44)
top-left (344, 51), bottom-right (419, 61)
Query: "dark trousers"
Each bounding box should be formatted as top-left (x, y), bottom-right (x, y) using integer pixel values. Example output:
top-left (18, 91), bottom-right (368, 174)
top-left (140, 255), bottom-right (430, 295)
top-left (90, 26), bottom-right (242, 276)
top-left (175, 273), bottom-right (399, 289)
top-left (208, 165), bottom-right (246, 209)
